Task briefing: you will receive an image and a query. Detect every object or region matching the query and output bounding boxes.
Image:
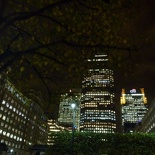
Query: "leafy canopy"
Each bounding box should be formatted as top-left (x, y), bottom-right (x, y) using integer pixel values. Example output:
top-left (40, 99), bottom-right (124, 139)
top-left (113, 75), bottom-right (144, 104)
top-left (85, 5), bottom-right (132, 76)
top-left (0, 0), bottom-right (134, 111)
top-left (48, 132), bottom-right (155, 155)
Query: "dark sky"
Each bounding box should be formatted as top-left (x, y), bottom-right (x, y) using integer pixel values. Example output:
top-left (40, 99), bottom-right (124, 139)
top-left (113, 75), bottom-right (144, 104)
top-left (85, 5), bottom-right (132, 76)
top-left (115, 0), bottom-right (155, 105)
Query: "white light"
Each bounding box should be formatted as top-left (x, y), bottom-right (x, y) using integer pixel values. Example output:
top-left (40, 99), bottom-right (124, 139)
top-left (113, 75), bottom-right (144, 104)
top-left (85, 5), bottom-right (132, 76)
top-left (71, 103), bottom-right (76, 109)
top-left (130, 89), bottom-right (136, 93)
top-left (10, 149), bottom-right (13, 153)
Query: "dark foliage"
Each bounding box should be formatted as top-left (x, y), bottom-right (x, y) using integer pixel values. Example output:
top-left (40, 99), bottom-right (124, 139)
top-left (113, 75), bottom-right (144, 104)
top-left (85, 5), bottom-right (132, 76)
top-left (47, 132), bottom-right (155, 155)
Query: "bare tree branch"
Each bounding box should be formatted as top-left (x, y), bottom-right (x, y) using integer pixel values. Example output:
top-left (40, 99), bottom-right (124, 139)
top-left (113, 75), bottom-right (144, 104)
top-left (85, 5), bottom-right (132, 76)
top-left (32, 51), bottom-right (68, 67)
top-left (77, 0), bottom-right (99, 11)
top-left (6, 21), bottom-right (58, 55)
top-left (0, 54), bottom-right (19, 73)
top-left (0, 0), bottom-right (73, 34)
top-left (4, 0), bottom-right (73, 22)
top-left (62, 40), bottom-right (140, 51)
top-left (24, 59), bottom-right (52, 104)
top-left (0, 41), bottom-right (67, 73)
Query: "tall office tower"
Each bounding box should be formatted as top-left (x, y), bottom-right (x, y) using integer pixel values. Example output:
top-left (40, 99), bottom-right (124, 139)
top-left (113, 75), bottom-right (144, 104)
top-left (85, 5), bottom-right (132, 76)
top-left (0, 75), bottom-right (48, 154)
top-left (58, 90), bottom-right (81, 131)
top-left (80, 53), bottom-right (116, 133)
top-left (120, 88), bottom-right (148, 133)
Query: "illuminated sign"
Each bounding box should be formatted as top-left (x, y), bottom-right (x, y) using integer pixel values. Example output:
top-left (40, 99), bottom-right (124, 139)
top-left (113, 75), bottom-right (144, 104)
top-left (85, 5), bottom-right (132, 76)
top-left (130, 89), bottom-right (136, 93)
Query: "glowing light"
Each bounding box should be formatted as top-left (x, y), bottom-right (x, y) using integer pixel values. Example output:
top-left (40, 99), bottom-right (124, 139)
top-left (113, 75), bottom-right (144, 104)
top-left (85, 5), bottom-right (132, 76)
top-left (71, 103), bottom-right (76, 109)
top-left (10, 149), bottom-right (13, 153)
top-left (130, 89), bottom-right (136, 93)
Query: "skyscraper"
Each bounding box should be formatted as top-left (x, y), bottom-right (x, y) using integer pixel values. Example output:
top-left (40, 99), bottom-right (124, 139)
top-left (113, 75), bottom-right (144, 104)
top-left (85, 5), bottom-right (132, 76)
top-left (80, 53), bottom-right (116, 133)
top-left (58, 90), bottom-right (81, 131)
top-left (120, 88), bottom-right (148, 133)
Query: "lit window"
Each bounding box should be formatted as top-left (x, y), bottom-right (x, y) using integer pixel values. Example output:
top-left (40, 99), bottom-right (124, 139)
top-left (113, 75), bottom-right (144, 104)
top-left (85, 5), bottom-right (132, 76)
top-left (6, 103), bottom-right (9, 107)
top-left (2, 115), bottom-right (6, 120)
top-left (10, 134), bottom-right (13, 138)
top-left (5, 141), bottom-right (8, 145)
top-left (3, 131), bottom-right (6, 135)
top-left (16, 110), bottom-right (19, 114)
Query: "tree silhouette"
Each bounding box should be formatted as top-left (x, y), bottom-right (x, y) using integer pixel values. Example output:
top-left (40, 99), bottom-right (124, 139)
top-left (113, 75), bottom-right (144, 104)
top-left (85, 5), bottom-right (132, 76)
top-left (0, 0), bottom-right (136, 113)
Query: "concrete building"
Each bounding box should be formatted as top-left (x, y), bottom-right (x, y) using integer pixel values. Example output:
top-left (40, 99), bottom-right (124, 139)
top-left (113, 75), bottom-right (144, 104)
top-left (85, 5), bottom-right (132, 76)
top-left (0, 76), bottom-right (48, 154)
top-left (80, 53), bottom-right (116, 133)
top-left (120, 88), bottom-right (148, 133)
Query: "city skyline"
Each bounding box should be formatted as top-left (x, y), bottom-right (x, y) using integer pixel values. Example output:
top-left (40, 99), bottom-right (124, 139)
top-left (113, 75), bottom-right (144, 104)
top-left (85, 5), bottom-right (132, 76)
top-left (0, 0), bottom-right (155, 154)
top-left (0, 73), bottom-right (154, 154)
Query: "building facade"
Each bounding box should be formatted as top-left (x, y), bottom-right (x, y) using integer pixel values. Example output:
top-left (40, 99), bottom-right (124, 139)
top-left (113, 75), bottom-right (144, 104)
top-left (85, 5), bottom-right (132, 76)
top-left (0, 76), bottom-right (48, 154)
top-left (58, 90), bottom-right (81, 131)
top-left (135, 98), bottom-right (155, 133)
top-left (80, 53), bottom-right (116, 133)
top-left (120, 88), bottom-right (148, 133)
top-left (47, 119), bottom-right (65, 145)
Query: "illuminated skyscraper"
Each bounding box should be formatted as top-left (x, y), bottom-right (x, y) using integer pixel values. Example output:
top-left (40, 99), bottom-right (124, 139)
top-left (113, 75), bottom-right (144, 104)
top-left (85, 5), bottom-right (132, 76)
top-left (80, 53), bottom-right (116, 133)
top-left (120, 88), bottom-right (148, 133)
top-left (58, 90), bottom-right (81, 131)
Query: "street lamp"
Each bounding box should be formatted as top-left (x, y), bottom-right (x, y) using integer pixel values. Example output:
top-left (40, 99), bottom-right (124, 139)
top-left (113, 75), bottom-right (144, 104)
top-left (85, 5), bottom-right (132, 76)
top-left (71, 103), bottom-right (76, 109)
top-left (71, 103), bottom-right (76, 155)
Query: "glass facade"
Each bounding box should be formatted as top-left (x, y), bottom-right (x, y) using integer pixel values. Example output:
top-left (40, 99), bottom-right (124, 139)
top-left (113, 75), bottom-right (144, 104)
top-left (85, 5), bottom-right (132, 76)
top-left (121, 88), bottom-right (148, 133)
top-left (80, 54), bottom-right (116, 133)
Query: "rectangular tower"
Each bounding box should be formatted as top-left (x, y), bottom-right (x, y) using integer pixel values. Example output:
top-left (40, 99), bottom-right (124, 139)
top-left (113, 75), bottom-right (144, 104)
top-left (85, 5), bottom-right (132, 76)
top-left (121, 88), bottom-right (148, 133)
top-left (58, 90), bottom-right (81, 131)
top-left (80, 53), bottom-right (116, 133)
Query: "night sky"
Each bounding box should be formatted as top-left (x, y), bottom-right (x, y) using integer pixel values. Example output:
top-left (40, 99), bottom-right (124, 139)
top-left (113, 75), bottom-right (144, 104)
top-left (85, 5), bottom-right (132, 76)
top-left (115, 0), bottom-right (155, 105)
